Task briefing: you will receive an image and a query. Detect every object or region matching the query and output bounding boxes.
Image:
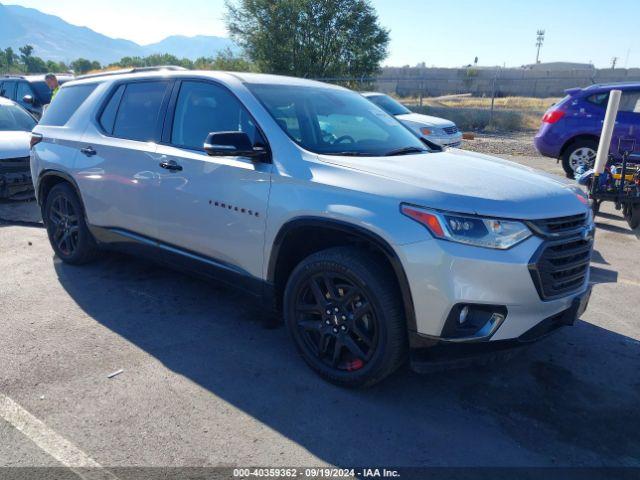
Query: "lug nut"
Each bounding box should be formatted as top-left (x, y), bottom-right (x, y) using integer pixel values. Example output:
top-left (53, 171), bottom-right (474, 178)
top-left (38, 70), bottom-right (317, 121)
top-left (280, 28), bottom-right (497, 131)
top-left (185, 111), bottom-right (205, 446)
top-left (333, 328), bottom-right (339, 334)
top-left (326, 310), bottom-right (331, 315)
top-left (340, 325), bottom-right (347, 331)
top-left (325, 320), bottom-right (331, 325)
top-left (341, 315), bottom-right (347, 321)
top-left (334, 308), bottom-right (339, 313)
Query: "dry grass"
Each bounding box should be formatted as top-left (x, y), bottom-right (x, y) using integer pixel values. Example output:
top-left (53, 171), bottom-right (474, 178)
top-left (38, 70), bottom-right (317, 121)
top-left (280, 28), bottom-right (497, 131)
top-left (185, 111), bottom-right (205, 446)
top-left (398, 95), bottom-right (558, 132)
top-left (402, 95), bottom-right (560, 111)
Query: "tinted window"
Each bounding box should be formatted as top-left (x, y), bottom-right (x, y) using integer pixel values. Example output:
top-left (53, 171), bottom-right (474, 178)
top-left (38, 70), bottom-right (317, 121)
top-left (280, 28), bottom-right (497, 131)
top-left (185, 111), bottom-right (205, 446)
top-left (40, 84), bottom-right (97, 126)
top-left (171, 81), bottom-right (261, 150)
top-left (367, 94), bottom-right (411, 116)
top-left (113, 81), bottom-right (169, 142)
top-left (31, 81), bottom-right (53, 104)
top-left (99, 85), bottom-right (125, 134)
top-left (620, 91), bottom-right (640, 113)
top-left (586, 92), bottom-right (609, 107)
top-left (0, 81), bottom-right (17, 100)
top-left (249, 84), bottom-right (427, 156)
top-left (0, 104), bottom-right (37, 132)
top-left (16, 82), bottom-right (34, 105)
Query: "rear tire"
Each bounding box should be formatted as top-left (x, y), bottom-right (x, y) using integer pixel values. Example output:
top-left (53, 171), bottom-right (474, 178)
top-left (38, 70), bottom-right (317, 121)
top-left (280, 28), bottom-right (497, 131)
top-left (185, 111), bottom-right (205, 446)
top-left (562, 139), bottom-right (598, 179)
top-left (44, 183), bottom-right (99, 265)
top-left (283, 247), bottom-right (408, 388)
top-left (625, 203), bottom-right (640, 230)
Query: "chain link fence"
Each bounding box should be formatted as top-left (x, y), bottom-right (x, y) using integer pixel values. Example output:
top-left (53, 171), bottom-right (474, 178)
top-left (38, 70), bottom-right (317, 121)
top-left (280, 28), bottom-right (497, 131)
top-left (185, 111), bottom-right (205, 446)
top-left (315, 68), bottom-right (640, 131)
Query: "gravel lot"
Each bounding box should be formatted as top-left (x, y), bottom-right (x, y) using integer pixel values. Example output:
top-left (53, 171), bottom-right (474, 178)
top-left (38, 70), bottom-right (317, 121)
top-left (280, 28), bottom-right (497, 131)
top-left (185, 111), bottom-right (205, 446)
top-left (0, 140), bottom-right (638, 476)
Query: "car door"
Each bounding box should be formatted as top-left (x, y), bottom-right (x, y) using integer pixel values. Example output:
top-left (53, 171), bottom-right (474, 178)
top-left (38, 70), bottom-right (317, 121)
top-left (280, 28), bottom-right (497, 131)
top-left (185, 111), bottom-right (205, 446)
top-left (153, 79), bottom-right (272, 282)
top-left (615, 89), bottom-right (640, 153)
top-left (76, 80), bottom-right (173, 238)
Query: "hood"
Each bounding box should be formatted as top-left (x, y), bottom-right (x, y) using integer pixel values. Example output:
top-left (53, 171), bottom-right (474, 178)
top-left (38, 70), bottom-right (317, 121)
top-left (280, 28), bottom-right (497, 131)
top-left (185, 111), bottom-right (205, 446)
top-left (318, 149), bottom-right (587, 220)
top-left (0, 131), bottom-right (31, 160)
top-left (395, 112), bottom-right (455, 128)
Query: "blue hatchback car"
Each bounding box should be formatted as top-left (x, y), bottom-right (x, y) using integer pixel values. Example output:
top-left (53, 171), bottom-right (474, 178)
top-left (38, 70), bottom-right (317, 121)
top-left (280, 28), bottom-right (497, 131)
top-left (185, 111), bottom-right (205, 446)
top-left (534, 83), bottom-right (640, 178)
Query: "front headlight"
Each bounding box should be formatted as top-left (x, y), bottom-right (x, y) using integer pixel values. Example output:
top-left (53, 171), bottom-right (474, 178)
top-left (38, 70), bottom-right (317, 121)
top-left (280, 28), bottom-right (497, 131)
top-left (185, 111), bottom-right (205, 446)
top-left (401, 204), bottom-right (532, 249)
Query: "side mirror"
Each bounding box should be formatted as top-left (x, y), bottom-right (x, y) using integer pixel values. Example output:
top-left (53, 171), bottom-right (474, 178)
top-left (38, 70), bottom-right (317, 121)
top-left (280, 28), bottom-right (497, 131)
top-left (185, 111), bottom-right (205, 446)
top-left (22, 95), bottom-right (34, 105)
top-left (204, 131), bottom-right (267, 160)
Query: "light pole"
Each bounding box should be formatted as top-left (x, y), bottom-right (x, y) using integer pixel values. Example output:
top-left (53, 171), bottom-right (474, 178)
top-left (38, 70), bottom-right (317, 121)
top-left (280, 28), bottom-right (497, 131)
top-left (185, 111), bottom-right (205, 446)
top-left (535, 29), bottom-right (545, 64)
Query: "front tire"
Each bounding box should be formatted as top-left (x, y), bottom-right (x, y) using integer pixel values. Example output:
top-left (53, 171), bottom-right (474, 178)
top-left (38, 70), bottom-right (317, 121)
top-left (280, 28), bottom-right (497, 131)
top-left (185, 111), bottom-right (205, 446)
top-left (562, 139), bottom-right (598, 179)
top-left (283, 247), bottom-right (408, 388)
top-left (44, 183), bottom-right (98, 264)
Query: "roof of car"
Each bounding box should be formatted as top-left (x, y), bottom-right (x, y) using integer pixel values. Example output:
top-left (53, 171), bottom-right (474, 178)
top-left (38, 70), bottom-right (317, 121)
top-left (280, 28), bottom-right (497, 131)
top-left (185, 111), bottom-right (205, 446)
top-left (583, 82), bottom-right (640, 92)
top-left (65, 68), bottom-right (343, 90)
top-left (1, 74), bottom-right (74, 82)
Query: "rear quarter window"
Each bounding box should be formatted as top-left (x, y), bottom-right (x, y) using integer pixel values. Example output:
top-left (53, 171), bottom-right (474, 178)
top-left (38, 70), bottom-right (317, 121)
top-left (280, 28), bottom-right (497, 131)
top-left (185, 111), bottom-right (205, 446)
top-left (39, 84), bottom-right (97, 126)
top-left (586, 92), bottom-right (609, 107)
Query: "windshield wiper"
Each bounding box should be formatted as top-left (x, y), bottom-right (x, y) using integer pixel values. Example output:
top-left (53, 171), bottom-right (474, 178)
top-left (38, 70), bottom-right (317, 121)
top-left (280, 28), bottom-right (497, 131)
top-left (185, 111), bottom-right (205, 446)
top-left (326, 151), bottom-right (371, 157)
top-left (384, 146), bottom-right (428, 156)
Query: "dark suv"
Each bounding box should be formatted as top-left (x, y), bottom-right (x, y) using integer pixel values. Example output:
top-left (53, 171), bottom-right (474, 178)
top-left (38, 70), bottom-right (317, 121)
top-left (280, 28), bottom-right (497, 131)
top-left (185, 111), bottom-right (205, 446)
top-left (534, 82), bottom-right (640, 178)
top-left (0, 74), bottom-right (73, 119)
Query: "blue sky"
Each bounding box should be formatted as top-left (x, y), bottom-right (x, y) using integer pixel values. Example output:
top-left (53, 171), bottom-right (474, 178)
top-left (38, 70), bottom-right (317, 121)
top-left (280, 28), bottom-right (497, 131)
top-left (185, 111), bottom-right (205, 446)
top-left (7, 0), bottom-right (640, 68)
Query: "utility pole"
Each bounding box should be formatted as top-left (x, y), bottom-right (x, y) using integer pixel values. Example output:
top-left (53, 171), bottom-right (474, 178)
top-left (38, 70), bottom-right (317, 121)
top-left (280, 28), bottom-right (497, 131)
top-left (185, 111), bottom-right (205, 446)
top-left (535, 29), bottom-right (545, 64)
top-left (611, 57), bottom-right (618, 70)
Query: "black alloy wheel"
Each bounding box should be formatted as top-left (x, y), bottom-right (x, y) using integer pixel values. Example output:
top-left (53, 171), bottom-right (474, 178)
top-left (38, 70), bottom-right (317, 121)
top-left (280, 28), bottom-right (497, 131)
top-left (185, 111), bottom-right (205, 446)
top-left (44, 183), bottom-right (99, 264)
top-left (294, 271), bottom-right (378, 372)
top-left (284, 247), bottom-right (407, 387)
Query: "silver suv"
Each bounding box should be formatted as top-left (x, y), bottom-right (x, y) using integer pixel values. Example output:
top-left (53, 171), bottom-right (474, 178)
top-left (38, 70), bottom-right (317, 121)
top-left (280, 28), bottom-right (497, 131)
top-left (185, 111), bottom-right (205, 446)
top-left (31, 69), bottom-right (594, 387)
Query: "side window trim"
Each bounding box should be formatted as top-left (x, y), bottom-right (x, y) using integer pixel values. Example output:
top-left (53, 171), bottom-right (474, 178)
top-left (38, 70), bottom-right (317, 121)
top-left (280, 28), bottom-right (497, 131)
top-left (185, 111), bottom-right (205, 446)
top-left (160, 78), bottom-right (271, 158)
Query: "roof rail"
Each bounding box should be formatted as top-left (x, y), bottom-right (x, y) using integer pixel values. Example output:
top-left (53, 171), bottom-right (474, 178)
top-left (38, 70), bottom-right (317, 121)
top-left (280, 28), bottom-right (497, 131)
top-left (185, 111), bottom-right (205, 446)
top-left (1, 74), bottom-right (26, 79)
top-left (75, 65), bottom-right (188, 81)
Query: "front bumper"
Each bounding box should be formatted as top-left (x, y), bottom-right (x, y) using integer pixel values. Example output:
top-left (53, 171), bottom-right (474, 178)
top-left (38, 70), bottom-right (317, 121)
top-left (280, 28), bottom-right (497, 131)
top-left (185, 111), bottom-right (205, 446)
top-left (426, 132), bottom-right (463, 148)
top-left (397, 233), bottom-right (592, 343)
top-left (0, 158), bottom-right (33, 198)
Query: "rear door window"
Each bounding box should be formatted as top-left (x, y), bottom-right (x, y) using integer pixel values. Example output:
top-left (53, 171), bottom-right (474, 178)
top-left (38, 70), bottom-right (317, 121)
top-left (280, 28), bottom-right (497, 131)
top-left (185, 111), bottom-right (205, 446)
top-left (40, 84), bottom-right (97, 126)
top-left (620, 91), bottom-right (640, 113)
top-left (112, 81), bottom-right (170, 142)
top-left (1, 81), bottom-right (17, 101)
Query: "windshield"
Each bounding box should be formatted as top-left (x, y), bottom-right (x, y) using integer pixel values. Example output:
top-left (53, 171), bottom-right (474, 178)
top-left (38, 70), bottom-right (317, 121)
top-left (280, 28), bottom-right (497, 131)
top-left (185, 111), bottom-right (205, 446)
top-left (247, 84), bottom-right (427, 156)
top-left (0, 104), bottom-right (37, 132)
top-left (366, 94), bottom-right (412, 116)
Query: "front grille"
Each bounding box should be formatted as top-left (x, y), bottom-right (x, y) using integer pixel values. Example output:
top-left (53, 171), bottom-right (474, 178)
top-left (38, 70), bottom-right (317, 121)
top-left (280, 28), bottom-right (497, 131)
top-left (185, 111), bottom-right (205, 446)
top-left (528, 213), bottom-right (588, 237)
top-left (529, 236), bottom-right (592, 300)
top-left (443, 126), bottom-right (458, 135)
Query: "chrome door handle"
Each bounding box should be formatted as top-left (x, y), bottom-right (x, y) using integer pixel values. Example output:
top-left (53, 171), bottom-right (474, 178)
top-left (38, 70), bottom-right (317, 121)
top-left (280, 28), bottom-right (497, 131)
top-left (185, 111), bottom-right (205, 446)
top-left (80, 147), bottom-right (96, 157)
top-left (159, 160), bottom-right (183, 171)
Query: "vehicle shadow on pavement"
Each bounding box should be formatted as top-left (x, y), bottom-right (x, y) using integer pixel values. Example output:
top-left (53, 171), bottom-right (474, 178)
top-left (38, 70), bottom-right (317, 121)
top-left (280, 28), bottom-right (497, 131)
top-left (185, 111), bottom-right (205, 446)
top-left (53, 253), bottom-right (640, 467)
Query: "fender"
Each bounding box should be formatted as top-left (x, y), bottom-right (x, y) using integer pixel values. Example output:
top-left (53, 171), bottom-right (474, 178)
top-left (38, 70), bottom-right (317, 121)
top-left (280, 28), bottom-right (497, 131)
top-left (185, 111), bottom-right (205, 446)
top-left (267, 216), bottom-right (417, 332)
top-left (37, 169), bottom-right (84, 206)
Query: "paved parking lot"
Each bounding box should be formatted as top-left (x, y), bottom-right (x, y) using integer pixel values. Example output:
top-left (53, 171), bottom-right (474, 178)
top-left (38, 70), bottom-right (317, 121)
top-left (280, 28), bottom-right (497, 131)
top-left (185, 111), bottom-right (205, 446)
top-left (0, 151), bottom-right (639, 473)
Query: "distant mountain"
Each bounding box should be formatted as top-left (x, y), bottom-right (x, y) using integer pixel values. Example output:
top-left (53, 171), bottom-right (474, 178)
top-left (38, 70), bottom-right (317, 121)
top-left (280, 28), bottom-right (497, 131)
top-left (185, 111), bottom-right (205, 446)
top-left (0, 3), bottom-right (236, 64)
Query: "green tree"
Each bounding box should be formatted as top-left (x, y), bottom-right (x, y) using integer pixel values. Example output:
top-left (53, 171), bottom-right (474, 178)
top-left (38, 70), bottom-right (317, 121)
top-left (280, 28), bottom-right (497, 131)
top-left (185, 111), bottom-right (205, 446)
top-left (225, 0), bottom-right (389, 78)
top-left (71, 58), bottom-right (100, 74)
top-left (193, 48), bottom-right (256, 72)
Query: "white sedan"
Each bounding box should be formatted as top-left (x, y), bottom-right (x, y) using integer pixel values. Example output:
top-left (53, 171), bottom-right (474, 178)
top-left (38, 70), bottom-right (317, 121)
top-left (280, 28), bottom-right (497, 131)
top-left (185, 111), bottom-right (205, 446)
top-left (0, 97), bottom-right (36, 198)
top-left (362, 92), bottom-right (463, 148)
